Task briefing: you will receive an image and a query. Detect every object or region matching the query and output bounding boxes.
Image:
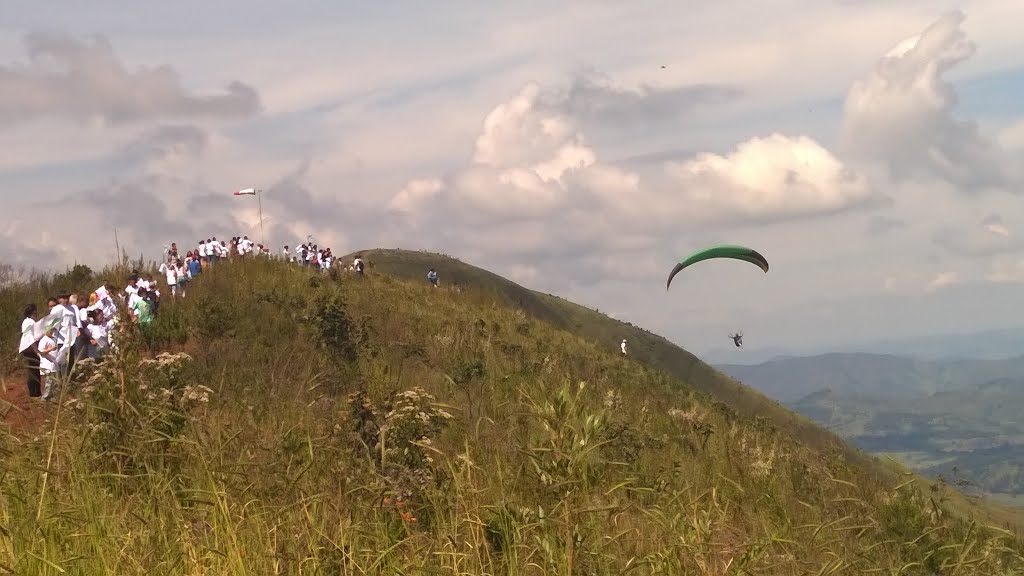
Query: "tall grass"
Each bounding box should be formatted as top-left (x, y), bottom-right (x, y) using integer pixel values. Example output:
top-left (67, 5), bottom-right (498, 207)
top-left (1, 256), bottom-right (1023, 574)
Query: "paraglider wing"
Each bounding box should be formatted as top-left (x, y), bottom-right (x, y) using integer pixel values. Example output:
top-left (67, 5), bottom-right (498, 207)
top-left (666, 245), bottom-right (769, 290)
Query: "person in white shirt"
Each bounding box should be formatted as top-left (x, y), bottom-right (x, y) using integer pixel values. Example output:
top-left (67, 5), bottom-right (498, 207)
top-left (51, 295), bottom-right (77, 378)
top-left (85, 309), bottom-right (109, 359)
top-left (127, 285), bottom-right (143, 312)
top-left (621, 338), bottom-right (628, 355)
top-left (19, 304), bottom-right (42, 398)
top-left (159, 258), bottom-right (180, 298)
top-left (124, 277), bottom-right (138, 303)
top-left (197, 240), bottom-right (208, 269)
top-left (174, 259), bottom-right (188, 299)
top-left (208, 237), bottom-right (220, 264)
top-left (38, 327), bottom-right (58, 401)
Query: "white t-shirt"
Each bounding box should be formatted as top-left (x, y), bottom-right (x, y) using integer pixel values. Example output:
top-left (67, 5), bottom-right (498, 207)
top-left (19, 317), bottom-right (34, 353)
top-left (87, 323), bottom-right (108, 349)
top-left (159, 262), bottom-right (177, 286)
top-left (127, 292), bottom-right (142, 312)
top-left (38, 335), bottom-right (57, 373)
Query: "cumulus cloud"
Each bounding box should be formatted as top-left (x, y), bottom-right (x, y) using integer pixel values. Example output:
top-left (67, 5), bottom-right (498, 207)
top-left (0, 31), bottom-right (261, 126)
top-left (389, 80), bottom-right (873, 287)
top-left (662, 134), bottom-right (873, 225)
top-left (840, 10), bottom-right (1010, 190)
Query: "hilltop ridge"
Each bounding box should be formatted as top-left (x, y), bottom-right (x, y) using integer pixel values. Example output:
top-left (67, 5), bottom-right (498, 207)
top-left (348, 249), bottom-right (894, 468)
top-left (1, 251), bottom-right (1023, 574)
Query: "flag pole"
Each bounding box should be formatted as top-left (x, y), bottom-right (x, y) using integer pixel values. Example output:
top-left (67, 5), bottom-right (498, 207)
top-left (257, 187), bottom-right (265, 248)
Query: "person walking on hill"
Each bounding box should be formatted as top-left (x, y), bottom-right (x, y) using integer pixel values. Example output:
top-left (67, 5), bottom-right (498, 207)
top-left (427, 268), bottom-right (438, 287)
top-left (132, 288), bottom-right (155, 327)
top-left (187, 254), bottom-right (201, 279)
top-left (621, 338), bottom-right (628, 355)
top-left (38, 326), bottom-right (59, 401)
top-left (159, 258), bottom-right (180, 299)
top-left (18, 304), bottom-right (42, 398)
top-left (353, 255), bottom-right (365, 276)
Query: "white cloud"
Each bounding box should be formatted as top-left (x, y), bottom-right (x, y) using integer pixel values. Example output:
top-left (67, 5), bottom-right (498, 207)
top-left (391, 82), bottom-right (872, 284)
top-left (389, 179), bottom-right (444, 213)
top-left (663, 134), bottom-right (872, 224)
top-left (840, 9), bottom-right (1010, 190)
top-left (0, 31), bottom-right (260, 126)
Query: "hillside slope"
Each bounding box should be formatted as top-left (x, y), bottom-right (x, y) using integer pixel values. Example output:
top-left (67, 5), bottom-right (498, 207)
top-left (351, 249), bottom-right (876, 468)
top-left (1, 255), bottom-right (1023, 574)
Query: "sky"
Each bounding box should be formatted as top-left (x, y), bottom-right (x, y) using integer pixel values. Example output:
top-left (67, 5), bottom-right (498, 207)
top-left (2, 1), bottom-right (1024, 356)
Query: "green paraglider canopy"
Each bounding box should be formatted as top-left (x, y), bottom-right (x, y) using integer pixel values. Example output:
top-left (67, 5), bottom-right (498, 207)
top-left (666, 245), bottom-right (769, 290)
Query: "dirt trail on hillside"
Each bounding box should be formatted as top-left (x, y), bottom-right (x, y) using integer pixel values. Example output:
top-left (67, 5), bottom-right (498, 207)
top-left (1, 374), bottom-right (47, 434)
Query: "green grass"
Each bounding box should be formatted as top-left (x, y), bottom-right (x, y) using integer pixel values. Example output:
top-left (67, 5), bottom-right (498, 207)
top-left (1, 252), bottom-right (1024, 574)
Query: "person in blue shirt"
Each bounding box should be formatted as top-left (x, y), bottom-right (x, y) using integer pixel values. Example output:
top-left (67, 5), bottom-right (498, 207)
top-left (188, 255), bottom-right (202, 278)
top-left (427, 268), bottom-right (438, 287)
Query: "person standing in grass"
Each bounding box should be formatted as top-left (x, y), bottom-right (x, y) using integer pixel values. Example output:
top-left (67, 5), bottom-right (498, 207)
top-left (187, 253), bottom-right (201, 279)
top-left (18, 304), bottom-right (42, 398)
top-left (159, 257), bottom-right (180, 299)
top-left (174, 258), bottom-right (189, 299)
top-left (132, 287), bottom-right (154, 326)
top-left (38, 326), bottom-right (58, 401)
top-left (427, 268), bottom-right (438, 287)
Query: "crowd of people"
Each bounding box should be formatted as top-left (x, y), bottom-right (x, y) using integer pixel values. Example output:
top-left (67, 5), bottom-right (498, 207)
top-left (15, 231), bottom-right (448, 402)
top-left (18, 281), bottom-right (144, 401)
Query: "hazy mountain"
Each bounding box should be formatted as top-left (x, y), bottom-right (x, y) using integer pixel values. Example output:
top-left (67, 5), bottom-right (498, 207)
top-left (721, 350), bottom-right (1024, 494)
top-left (716, 353), bottom-right (1024, 404)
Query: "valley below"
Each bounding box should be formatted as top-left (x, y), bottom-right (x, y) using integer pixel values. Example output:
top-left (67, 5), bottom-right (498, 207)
top-left (717, 354), bottom-right (1024, 498)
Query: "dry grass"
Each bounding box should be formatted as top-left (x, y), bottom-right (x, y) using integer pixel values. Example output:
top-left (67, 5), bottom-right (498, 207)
top-left (0, 255), bottom-right (1022, 574)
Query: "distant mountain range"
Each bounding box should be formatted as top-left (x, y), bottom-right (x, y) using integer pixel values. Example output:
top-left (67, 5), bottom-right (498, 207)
top-left (714, 350), bottom-right (1024, 495)
top-left (701, 326), bottom-right (1024, 365)
top-left (715, 353), bottom-right (1024, 403)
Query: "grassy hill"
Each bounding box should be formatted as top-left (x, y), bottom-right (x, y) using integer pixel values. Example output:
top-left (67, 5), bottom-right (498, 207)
top-left (0, 251), bottom-right (1022, 574)
top-left (352, 250), bottom-right (874, 468)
